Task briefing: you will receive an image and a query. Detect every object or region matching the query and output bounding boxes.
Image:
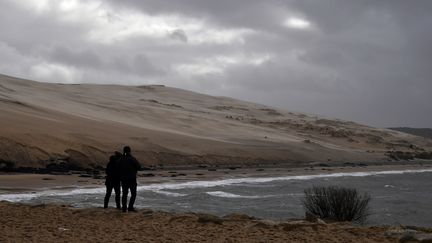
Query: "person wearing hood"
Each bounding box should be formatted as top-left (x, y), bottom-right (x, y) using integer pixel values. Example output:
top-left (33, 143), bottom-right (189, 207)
top-left (118, 146), bottom-right (141, 212)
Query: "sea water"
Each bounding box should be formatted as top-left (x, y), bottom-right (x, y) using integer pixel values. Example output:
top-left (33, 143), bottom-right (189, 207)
top-left (1, 169), bottom-right (432, 227)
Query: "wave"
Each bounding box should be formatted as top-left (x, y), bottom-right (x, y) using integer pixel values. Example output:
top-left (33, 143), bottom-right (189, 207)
top-left (152, 190), bottom-right (188, 197)
top-left (0, 187), bottom-right (105, 202)
top-left (206, 191), bottom-right (265, 199)
top-left (206, 191), bottom-right (301, 199)
top-left (1, 168), bottom-right (431, 202)
top-left (136, 168), bottom-right (432, 192)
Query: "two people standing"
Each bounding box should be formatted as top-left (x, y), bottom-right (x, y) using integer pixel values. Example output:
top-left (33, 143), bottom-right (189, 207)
top-left (104, 146), bottom-right (141, 212)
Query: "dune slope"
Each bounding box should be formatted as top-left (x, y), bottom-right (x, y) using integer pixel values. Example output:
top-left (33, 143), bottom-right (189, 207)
top-left (0, 74), bottom-right (431, 169)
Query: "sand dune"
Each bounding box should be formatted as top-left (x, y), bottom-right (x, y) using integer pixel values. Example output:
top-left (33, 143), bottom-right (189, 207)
top-left (0, 73), bottom-right (431, 169)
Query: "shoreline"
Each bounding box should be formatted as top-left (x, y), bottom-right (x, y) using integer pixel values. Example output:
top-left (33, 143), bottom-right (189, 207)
top-left (1, 162), bottom-right (431, 193)
top-left (2, 164), bottom-right (432, 241)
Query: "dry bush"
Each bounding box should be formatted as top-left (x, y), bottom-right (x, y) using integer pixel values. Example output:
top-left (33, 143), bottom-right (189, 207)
top-left (302, 186), bottom-right (371, 223)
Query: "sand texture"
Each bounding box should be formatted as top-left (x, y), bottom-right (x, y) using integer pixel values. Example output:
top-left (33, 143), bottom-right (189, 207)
top-left (0, 202), bottom-right (410, 243)
top-left (1, 74), bottom-right (431, 169)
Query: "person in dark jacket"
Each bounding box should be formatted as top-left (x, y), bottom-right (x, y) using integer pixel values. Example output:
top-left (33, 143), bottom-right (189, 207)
top-left (104, 151), bottom-right (122, 209)
top-left (118, 146), bottom-right (141, 212)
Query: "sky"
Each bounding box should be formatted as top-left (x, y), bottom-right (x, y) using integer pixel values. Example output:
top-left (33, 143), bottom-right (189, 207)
top-left (0, 0), bottom-right (431, 128)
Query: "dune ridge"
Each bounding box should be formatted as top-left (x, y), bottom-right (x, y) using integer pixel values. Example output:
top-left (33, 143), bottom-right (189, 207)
top-left (1, 74), bottom-right (431, 170)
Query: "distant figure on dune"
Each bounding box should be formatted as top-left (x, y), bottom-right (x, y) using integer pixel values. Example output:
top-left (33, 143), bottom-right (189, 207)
top-left (104, 151), bottom-right (122, 209)
top-left (118, 146), bottom-right (141, 212)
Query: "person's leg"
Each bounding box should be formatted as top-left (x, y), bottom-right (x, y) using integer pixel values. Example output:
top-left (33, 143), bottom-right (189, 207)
top-left (114, 182), bottom-right (121, 209)
top-left (128, 181), bottom-right (137, 211)
top-left (104, 184), bottom-right (113, 208)
top-left (121, 182), bottom-right (129, 212)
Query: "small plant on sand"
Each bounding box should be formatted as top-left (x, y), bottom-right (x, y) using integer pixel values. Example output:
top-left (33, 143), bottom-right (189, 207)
top-left (302, 186), bottom-right (371, 223)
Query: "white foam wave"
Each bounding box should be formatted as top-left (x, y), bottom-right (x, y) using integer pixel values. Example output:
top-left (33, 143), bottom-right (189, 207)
top-left (206, 191), bottom-right (263, 199)
top-left (0, 192), bottom-right (39, 202)
top-left (136, 168), bottom-right (432, 192)
top-left (152, 190), bottom-right (188, 197)
top-left (1, 168), bottom-right (431, 202)
top-left (0, 187), bottom-right (105, 202)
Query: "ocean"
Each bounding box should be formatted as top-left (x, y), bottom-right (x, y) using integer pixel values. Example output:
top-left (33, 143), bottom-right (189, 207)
top-left (1, 169), bottom-right (432, 227)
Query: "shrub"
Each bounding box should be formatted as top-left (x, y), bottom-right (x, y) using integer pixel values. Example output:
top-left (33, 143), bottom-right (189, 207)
top-left (415, 151), bottom-right (432, 160)
top-left (302, 186), bottom-right (371, 223)
top-left (0, 160), bottom-right (15, 170)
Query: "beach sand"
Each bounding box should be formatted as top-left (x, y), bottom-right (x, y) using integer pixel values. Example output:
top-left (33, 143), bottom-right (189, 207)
top-left (0, 202), bottom-right (405, 242)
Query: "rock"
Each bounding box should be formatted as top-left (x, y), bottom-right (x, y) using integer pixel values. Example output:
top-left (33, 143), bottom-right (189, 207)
top-left (49, 171), bottom-right (72, 175)
top-left (282, 223), bottom-right (303, 231)
top-left (252, 222), bottom-right (272, 229)
top-left (385, 228), bottom-right (432, 243)
top-left (140, 173), bottom-right (155, 177)
top-left (141, 209), bottom-right (153, 217)
top-left (399, 234), bottom-right (417, 243)
top-left (385, 228), bottom-right (417, 241)
top-left (316, 218), bottom-right (326, 225)
top-left (415, 233), bottom-right (432, 242)
top-left (223, 213), bottom-right (256, 221)
top-left (196, 214), bottom-right (223, 225)
top-left (304, 213), bottom-right (327, 224)
top-left (79, 174), bottom-right (92, 178)
top-left (305, 212), bottom-right (318, 222)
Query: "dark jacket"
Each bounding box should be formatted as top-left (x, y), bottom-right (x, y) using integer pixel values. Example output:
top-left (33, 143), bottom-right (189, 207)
top-left (105, 155), bottom-right (121, 184)
top-left (118, 154), bottom-right (141, 181)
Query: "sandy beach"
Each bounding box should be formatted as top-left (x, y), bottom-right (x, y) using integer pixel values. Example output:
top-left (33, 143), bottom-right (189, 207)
top-left (0, 201), bottom-right (419, 243)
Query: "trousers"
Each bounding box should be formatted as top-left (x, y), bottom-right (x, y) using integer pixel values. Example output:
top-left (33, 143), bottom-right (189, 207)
top-left (121, 179), bottom-right (137, 211)
top-left (104, 181), bottom-right (120, 209)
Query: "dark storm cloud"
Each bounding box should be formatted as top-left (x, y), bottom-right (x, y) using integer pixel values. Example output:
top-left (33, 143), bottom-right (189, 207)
top-left (46, 46), bottom-right (103, 69)
top-left (0, 0), bottom-right (431, 127)
top-left (169, 29), bottom-right (188, 43)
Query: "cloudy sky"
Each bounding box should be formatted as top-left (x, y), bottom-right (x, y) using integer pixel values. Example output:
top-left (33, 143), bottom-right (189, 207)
top-left (0, 0), bottom-right (431, 127)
